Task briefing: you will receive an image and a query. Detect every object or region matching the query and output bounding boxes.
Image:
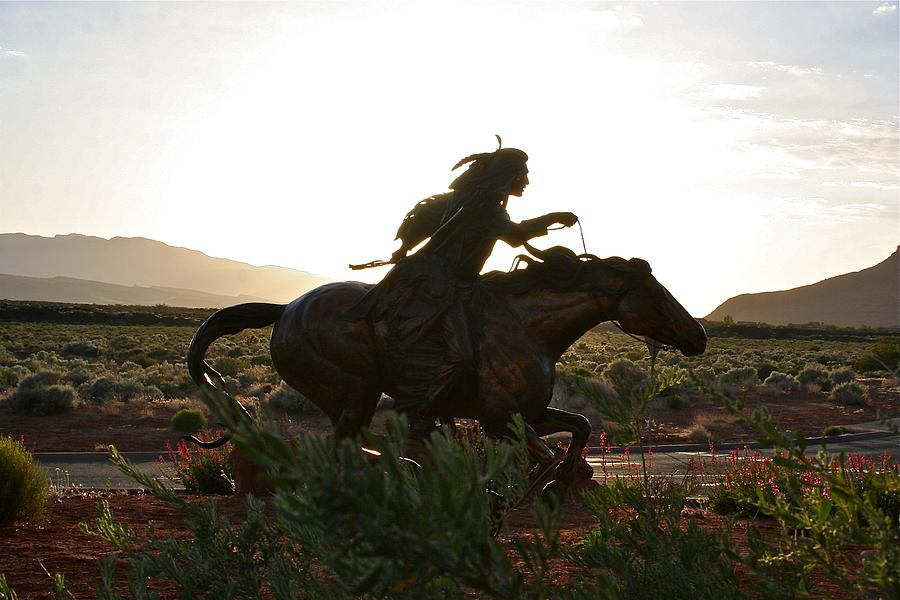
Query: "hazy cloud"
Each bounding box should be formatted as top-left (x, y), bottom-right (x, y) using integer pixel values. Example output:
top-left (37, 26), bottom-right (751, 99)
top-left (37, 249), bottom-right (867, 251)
top-left (0, 46), bottom-right (26, 58)
top-left (748, 61), bottom-right (823, 77)
top-left (764, 197), bottom-right (886, 224)
top-left (746, 115), bottom-right (898, 175)
top-left (706, 84), bottom-right (764, 100)
top-left (591, 7), bottom-right (644, 30)
top-left (874, 3), bottom-right (897, 16)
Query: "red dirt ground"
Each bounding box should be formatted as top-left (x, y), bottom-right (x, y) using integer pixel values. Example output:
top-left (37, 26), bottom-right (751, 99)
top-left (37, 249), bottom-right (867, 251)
top-left (0, 492), bottom-right (855, 599)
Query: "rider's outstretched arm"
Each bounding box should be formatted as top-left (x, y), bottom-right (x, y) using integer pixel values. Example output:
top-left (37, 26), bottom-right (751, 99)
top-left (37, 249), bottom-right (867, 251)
top-left (501, 212), bottom-right (578, 247)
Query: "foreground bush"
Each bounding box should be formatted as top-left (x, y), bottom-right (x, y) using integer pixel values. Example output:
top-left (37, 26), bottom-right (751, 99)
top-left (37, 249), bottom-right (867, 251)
top-left (0, 435), bottom-right (50, 525)
top-left (164, 438), bottom-right (233, 495)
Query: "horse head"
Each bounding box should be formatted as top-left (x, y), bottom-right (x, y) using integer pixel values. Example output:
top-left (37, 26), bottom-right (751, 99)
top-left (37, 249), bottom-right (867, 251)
top-left (580, 254), bottom-right (707, 356)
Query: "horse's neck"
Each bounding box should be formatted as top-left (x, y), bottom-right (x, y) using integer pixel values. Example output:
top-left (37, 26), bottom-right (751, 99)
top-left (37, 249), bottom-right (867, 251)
top-left (509, 288), bottom-right (612, 360)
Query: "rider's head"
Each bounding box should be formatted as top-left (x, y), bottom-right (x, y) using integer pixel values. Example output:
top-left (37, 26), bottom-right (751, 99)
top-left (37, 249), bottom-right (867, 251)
top-left (449, 146), bottom-right (529, 197)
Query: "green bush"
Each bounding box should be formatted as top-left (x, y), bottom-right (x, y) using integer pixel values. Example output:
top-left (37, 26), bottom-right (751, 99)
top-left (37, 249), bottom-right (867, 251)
top-left (822, 425), bottom-right (845, 437)
top-left (829, 367), bottom-right (855, 385)
top-left (171, 409), bottom-right (207, 433)
top-left (62, 340), bottom-right (102, 357)
top-left (0, 435), bottom-right (50, 525)
top-left (718, 367), bottom-right (758, 387)
top-left (829, 381), bottom-right (868, 406)
top-left (663, 394), bottom-right (684, 410)
top-left (854, 340), bottom-right (900, 373)
top-left (212, 356), bottom-right (245, 378)
top-left (17, 370), bottom-right (63, 389)
top-left (79, 376), bottom-right (162, 405)
top-left (0, 367), bottom-right (19, 387)
top-left (7, 373), bottom-right (78, 415)
top-left (763, 371), bottom-right (800, 392)
top-left (601, 359), bottom-right (649, 392)
top-left (798, 364), bottom-right (831, 391)
top-left (755, 362), bottom-right (777, 381)
top-left (264, 382), bottom-right (319, 415)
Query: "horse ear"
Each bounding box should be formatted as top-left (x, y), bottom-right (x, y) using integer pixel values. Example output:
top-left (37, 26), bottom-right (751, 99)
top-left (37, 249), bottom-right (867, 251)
top-left (628, 258), bottom-right (651, 275)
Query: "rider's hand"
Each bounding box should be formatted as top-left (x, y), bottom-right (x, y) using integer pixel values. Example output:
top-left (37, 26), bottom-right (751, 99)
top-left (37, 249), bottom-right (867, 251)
top-left (554, 212), bottom-right (578, 227)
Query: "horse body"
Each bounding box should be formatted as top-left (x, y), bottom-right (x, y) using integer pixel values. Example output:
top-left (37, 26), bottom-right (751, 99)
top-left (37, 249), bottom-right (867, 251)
top-left (188, 252), bottom-right (707, 473)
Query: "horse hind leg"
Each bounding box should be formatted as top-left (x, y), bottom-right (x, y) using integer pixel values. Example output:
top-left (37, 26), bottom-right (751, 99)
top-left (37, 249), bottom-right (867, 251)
top-left (531, 407), bottom-right (592, 479)
top-left (333, 390), bottom-right (382, 441)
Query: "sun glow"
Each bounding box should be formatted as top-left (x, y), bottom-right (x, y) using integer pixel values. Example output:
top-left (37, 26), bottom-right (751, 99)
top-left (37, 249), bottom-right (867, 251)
top-left (3, 1), bottom-right (896, 316)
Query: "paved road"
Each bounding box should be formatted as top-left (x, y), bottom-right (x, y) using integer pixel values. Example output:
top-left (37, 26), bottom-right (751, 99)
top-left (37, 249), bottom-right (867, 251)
top-left (35, 431), bottom-right (898, 490)
top-left (35, 451), bottom-right (177, 490)
top-left (586, 432), bottom-right (900, 479)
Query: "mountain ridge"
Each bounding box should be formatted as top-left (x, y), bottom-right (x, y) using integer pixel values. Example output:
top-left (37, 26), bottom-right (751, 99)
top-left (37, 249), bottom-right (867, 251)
top-left (0, 232), bottom-right (334, 303)
top-left (0, 273), bottom-right (273, 308)
top-left (705, 247), bottom-right (899, 328)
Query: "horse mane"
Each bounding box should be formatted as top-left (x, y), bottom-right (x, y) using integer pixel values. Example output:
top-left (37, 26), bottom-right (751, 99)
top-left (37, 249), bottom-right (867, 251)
top-left (481, 246), bottom-right (648, 296)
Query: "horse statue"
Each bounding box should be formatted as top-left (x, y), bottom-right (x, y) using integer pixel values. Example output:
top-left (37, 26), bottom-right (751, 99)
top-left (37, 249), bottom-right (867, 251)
top-left (186, 246), bottom-right (706, 483)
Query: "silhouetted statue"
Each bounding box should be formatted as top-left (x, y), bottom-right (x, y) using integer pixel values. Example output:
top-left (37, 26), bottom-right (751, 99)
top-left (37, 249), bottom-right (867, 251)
top-left (348, 142), bottom-right (578, 420)
top-left (185, 140), bottom-right (708, 494)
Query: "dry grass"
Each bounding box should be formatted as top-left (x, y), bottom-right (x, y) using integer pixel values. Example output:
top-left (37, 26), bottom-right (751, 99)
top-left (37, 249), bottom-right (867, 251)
top-left (686, 411), bottom-right (716, 443)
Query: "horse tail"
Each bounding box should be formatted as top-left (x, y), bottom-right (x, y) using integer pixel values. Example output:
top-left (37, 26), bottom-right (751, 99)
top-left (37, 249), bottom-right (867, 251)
top-left (185, 302), bottom-right (286, 448)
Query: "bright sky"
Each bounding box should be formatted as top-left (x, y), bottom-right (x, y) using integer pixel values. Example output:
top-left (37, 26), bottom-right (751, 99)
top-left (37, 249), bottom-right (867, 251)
top-left (1, 1), bottom-right (897, 316)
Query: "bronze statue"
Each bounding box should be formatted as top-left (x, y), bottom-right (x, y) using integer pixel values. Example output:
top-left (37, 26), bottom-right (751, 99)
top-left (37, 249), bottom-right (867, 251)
top-left (187, 245), bottom-right (707, 484)
top-left (346, 142), bottom-right (579, 421)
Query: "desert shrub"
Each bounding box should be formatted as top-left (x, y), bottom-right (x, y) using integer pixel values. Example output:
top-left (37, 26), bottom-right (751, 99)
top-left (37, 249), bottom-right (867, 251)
top-left (829, 367), bottom-right (855, 386)
top-left (143, 361), bottom-right (195, 399)
top-left (164, 439), bottom-right (233, 494)
top-left (718, 367), bottom-right (758, 387)
top-left (755, 362), bottom-right (777, 381)
top-left (763, 371), bottom-right (800, 392)
top-left (692, 367), bottom-right (717, 389)
top-left (62, 340), bottom-right (102, 358)
top-left (829, 381), bottom-right (868, 406)
top-left (79, 376), bottom-right (162, 405)
top-left (0, 367), bottom-right (19, 387)
top-left (822, 425), bottom-right (844, 437)
top-left (601, 359), bottom-right (648, 392)
top-left (0, 435), bottom-right (50, 525)
top-left (121, 350), bottom-right (154, 367)
top-left (109, 334), bottom-right (138, 352)
top-left (264, 382), bottom-right (319, 415)
top-left (249, 354), bottom-right (273, 367)
top-left (663, 395), bottom-right (684, 410)
top-left (237, 364), bottom-right (275, 388)
top-left (17, 370), bottom-right (63, 389)
top-left (854, 340), bottom-right (900, 373)
top-left (7, 372), bottom-right (79, 415)
top-left (212, 356), bottom-right (245, 378)
top-left (798, 364), bottom-right (831, 391)
top-left (7, 385), bottom-right (78, 416)
top-left (171, 409), bottom-right (207, 433)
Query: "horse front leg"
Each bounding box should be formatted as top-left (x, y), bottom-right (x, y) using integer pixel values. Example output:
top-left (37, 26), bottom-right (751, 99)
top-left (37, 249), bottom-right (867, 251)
top-left (530, 407), bottom-right (592, 481)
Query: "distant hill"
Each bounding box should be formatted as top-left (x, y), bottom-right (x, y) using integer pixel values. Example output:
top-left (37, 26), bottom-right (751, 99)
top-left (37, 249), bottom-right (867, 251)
top-left (0, 274), bottom-right (273, 308)
top-left (705, 247), bottom-right (899, 328)
top-left (0, 233), bottom-right (333, 303)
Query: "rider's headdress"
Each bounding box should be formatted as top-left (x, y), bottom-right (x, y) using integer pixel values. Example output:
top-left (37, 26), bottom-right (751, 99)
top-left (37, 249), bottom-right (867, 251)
top-left (448, 136), bottom-right (528, 191)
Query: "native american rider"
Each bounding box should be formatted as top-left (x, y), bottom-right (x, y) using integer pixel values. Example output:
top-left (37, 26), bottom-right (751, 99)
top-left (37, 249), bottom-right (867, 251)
top-left (348, 144), bottom-right (578, 421)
